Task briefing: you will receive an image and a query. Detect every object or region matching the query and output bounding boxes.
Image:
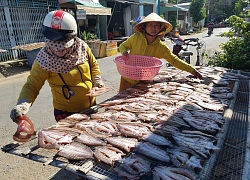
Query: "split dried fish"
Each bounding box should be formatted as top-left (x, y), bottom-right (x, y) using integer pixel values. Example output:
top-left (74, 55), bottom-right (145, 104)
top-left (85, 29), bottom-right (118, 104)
top-left (110, 111), bottom-right (138, 122)
top-left (57, 141), bottom-right (93, 160)
top-left (65, 113), bottom-right (89, 121)
top-left (141, 131), bottom-right (173, 146)
top-left (190, 110), bottom-right (224, 125)
top-left (106, 137), bottom-right (138, 152)
top-left (168, 147), bottom-right (203, 170)
top-left (183, 114), bottom-right (223, 134)
top-left (134, 142), bottom-right (170, 162)
top-left (74, 132), bottom-right (106, 146)
top-left (117, 123), bottom-right (149, 138)
top-left (172, 131), bottom-right (220, 159)
top-left (115, 154), bottom-right (151, 179)
top-left (94, 146), bottom-right (125, 165)
top-left (153, 166), bottom-right (199, 180)
top-left (38, 129), bottom-right (74, 149)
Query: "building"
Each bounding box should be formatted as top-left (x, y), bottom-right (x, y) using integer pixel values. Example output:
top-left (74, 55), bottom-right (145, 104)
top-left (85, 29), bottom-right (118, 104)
top-left (0, 0), bottom-right (58, 62)
top-left (0, 0), bottom-right (163, 62)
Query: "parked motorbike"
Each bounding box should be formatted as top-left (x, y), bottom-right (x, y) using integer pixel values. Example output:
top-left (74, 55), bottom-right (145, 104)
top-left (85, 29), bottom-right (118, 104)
top-left (208, 27), bottom-right (213, 36)
top-left (169, 37), bottom-right (206, 66)
top-left (170, 37), bottom-right (193, 64)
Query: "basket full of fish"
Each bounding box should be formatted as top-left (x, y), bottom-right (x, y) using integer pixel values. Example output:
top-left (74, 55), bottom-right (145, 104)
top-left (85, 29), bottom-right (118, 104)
top-left (13, 66), bottom-right (248, 180)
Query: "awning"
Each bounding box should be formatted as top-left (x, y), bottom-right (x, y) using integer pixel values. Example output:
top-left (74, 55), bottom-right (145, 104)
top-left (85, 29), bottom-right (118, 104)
top-left (77, 4), bottom-right (111, 15)
top-left (165, 6), bottom-right (188, 12)
top-left (58, 0), bottom-right (111, 15)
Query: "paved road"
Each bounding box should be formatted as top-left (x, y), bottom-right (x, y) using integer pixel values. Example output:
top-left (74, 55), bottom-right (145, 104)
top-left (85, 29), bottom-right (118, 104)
top-left (0, 28), bottom-right (230, 180)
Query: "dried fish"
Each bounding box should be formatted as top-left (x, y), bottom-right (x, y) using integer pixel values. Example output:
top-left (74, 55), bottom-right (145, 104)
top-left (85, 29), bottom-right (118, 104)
top-left (74, 120), bottom-right (99, 131)
top-left (154, 124), bottom-right (180, 137)
top-left (74, 132), bottom-right (106, 146)
top-left (183, 114), bottom-right (223, 134)
top-left (165, 115), bottom-right (190, 128)
top-left (210, 93), bottom-right (233, 99)
top-left (117, 124), bottom-right (149, 138)
top-left (153, 166), bottom-right (199, 180)
top-left (90, 112), bottom-right (112, 119)
top-left (57, 142), bottom-right (93, 160)
top-left (190, 110), bottom-right (224, 125)
top-left (106, 137), bottom-right (138, 152)
top-left (138, 113), bottom-right (158, 122)
top-left (134, 142), bottom-right (170, 162)
top-left (93, 121), bottom-right (119, 136)
top-left (212, 79), bottom-right (229, 86)
top-left (115, 154), bottom-right (151, 179)
top-left (167, 147), bottom-right (203, 170)
top-left (110, 111), bottom-right (138, 122)
top-left (94, 146), bottom-right (125, 165)
top-left (196, 101), bottom-right (225, 111)
top-left (141, 131), bottom-right (173, 146)
top-left (172, 131), bottom-right (220, 159)
top-left (99, 99), bottom-right (125, 106)
top-left (65, 113), bottom-right (89, 121)
top-left (38, 129), bottom-right (74, 149)
top-left (210, 86), bottom-right (231, 93)
top-left (123, 102), bottom-right (152, 113)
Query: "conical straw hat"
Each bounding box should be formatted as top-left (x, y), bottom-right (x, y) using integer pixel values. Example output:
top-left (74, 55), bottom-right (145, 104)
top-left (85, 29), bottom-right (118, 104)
top-left (133, 13), bottom-right (172, 35)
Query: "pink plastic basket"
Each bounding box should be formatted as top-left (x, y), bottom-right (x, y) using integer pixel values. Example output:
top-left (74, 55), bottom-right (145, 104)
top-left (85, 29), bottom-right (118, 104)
top-left (114, 55), bottom-right (164, 80)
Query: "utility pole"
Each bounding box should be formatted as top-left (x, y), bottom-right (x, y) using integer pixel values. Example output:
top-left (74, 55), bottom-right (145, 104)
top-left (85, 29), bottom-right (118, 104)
top-left (177, 0), bottom-right (179, 23)
top-left (207, 0), bottom-right (210, 21)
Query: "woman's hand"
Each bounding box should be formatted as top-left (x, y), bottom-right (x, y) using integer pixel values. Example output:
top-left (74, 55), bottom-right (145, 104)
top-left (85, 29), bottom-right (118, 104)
top-left (122, 51), bottom-right (129, 56)
top-left (192, 69), bottom-right (202, 79)
top-left (93, 75), bottom-right (105, 87)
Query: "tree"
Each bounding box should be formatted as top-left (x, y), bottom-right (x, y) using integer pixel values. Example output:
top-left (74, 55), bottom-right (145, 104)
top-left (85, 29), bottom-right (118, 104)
top-left (167, 0), bottom-right (192, 3)
top-left (208, 11), bottom-right (250, 69)
top-left (207, 0), bottom-right (237, 23)
top-left (189, 0), bottom-right (206, 24)
top-left (234, 0), bottom-right (249, 16)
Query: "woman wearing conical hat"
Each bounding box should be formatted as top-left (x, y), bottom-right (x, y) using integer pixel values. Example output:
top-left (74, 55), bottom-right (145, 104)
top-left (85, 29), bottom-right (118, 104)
top-left (119, 12), bottom-right (202, 92)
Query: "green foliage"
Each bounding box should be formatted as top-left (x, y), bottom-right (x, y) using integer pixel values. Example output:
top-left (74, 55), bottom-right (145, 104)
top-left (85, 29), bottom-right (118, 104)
top-left (206, 50), bottom-right (227, 67)
top-left (80, 31), bottom-right (98, 41)
top-left (189, 0), bottom-right (206, 24)
top-left (167, 0), bottom-right (192, 3)
top-left (168, 13), bottom-right (178, 28)
top-left (207, 0), bottom-right (236, 23)
top-left (234, 0), bottom-right (249, 16)
top-left (208, 14), bottom-right (250, 70)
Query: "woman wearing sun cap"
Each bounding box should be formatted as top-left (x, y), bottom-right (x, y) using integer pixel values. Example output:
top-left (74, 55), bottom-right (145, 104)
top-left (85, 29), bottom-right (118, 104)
top-left (119, 12), bottom-right (202, 92)
top-left (10, 10), bottom-right (105, 123)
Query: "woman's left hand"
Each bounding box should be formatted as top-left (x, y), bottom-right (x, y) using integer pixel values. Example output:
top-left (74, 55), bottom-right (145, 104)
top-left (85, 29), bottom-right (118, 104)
top-left (192, 69), bottom-right (202, 79)
top-left (93, 75), bottom-right (105, 87)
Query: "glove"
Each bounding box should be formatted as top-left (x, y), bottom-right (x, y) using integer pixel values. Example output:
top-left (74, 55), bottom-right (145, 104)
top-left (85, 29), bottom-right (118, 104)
top-left (122, 51), bottom-right (129, 56)
top-left (93, 75), bottom-right (105, 88)
top-left (192, 69), bottom-right (202, 79)
top-left (10, 99), bottom-right (31, 122)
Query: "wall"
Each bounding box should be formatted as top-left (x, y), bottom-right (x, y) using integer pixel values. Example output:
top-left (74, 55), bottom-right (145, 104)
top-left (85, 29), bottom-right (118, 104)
top-left (0, 0), bottom-right (58, 62)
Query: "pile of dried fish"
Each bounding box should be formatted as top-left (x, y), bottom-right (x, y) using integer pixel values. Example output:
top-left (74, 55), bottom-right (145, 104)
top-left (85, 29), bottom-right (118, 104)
top-left (0, 49), bottom-right (7, 53)
top-left (11, 42), bottom-right (44, 51)
top-left (37, 66), bottom-right (246, 179)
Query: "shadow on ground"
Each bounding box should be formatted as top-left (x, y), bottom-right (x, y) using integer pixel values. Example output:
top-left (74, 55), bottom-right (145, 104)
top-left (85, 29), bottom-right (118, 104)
top-left (46, 169), bottom-right (78, 180)
top-left (0, 60), bottom-right (30, 78)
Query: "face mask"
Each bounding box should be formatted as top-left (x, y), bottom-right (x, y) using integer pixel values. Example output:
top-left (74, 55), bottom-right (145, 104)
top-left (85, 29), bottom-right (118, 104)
top-left (45, 37), bottom-right (74, 57)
